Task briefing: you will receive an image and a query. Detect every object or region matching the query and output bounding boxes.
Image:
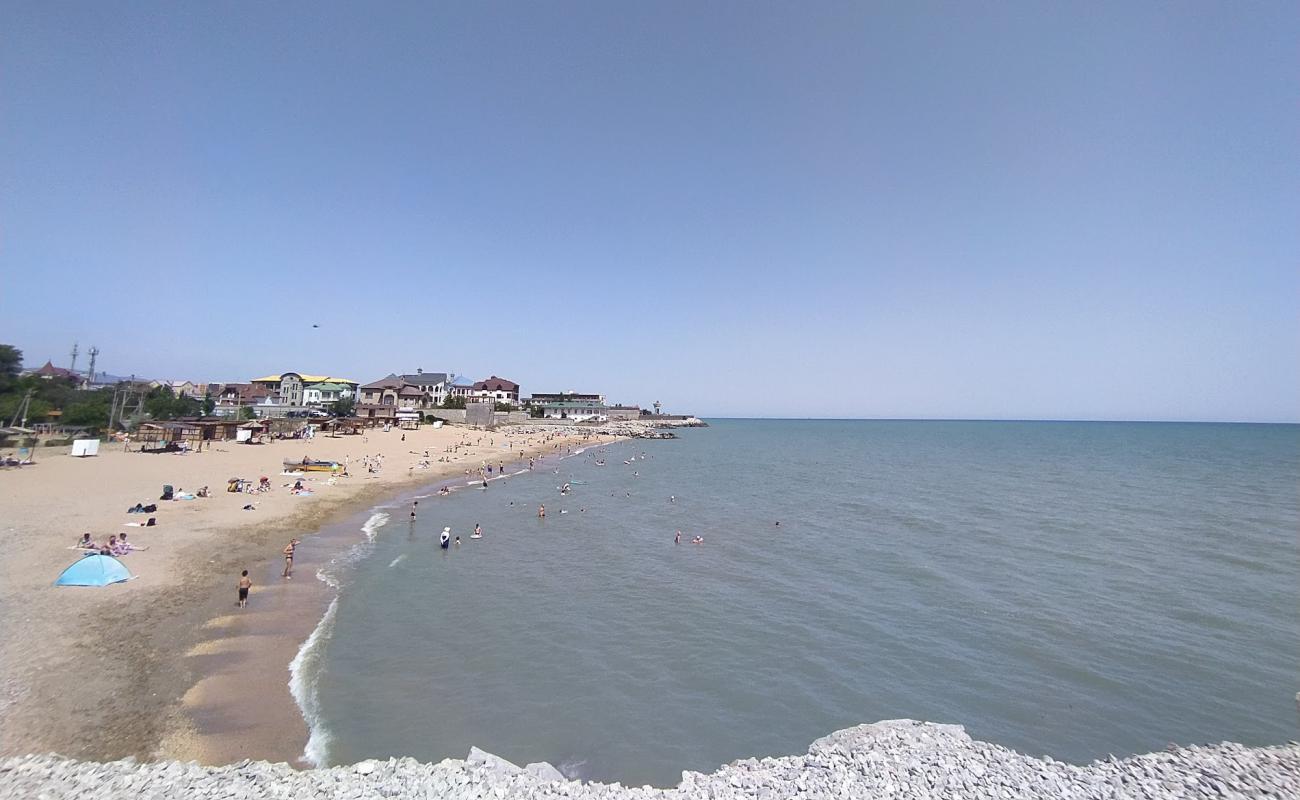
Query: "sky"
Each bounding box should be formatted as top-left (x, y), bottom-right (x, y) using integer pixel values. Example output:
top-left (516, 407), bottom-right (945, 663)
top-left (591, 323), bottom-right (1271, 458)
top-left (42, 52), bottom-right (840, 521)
top-left (2, 2), bottom-right (1296, 421)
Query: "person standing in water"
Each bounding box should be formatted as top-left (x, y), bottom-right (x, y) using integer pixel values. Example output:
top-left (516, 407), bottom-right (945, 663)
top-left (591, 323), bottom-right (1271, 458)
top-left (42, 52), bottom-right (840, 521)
top-left (674, 530), bottom-right (681, 545)
top-left (538, 504), bottom-right (546, 518)
top-left (474, 523), bottom-right (482, 538)
top-left (282, 539), bottom-right (300, 578)
top-left (238, 570), bottom-right (252, 608)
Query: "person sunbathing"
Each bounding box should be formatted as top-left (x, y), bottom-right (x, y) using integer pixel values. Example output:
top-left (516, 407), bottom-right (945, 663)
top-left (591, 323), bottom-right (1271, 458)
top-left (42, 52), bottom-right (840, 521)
top-left (117, 532), bottom-right (146, 552)
top-left (77, 533), bottom-right (97, 550)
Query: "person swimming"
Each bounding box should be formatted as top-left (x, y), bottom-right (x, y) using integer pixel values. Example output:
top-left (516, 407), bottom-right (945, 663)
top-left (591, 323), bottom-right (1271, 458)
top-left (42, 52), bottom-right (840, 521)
top-left (692, 536), bottom-right (704, 544)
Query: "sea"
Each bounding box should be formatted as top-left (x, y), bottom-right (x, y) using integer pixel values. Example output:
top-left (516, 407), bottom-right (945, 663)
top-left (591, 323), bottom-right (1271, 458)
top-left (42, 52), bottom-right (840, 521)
top-left (290, 420), bottom-right (1299, 787)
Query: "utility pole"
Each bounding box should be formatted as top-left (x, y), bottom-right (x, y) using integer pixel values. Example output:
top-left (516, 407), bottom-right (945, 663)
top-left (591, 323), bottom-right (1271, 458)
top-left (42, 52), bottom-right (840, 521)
top-left (86, 346), bottom-right (99, 387)
top-left (9, 388), bottom-right (34, 428)
top-left (69, 342), bottom-right (79, 375)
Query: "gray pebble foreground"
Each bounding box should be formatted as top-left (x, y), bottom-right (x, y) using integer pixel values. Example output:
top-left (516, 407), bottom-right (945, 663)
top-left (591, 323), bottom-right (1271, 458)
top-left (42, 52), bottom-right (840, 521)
top-left (2, 720), bottom-right (1297, 800)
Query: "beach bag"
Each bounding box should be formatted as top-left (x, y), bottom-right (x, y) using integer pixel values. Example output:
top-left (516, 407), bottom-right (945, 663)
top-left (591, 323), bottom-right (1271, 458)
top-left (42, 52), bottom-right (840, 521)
top-left (146, 517), bottom-right (157, 527)
top-left (143, 504), bottom-right (158, 513)
top-left (161, 484), bottom-right (174, 501)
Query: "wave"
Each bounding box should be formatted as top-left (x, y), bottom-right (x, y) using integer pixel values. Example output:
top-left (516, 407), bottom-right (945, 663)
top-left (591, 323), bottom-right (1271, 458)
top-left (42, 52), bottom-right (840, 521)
top-left (388, 554), bottom-right (406, 568)
top-left (289, 595), bottom-right (339, 767)
top-left (361, 511), bottom-right (390, 542)
top-left (291, 508), bottom-right (392, 765)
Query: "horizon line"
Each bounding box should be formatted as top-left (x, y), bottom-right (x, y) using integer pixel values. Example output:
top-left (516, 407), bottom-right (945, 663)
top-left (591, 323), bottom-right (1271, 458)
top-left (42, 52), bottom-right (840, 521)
top-left (692, 416), bottom-right (1299, 425)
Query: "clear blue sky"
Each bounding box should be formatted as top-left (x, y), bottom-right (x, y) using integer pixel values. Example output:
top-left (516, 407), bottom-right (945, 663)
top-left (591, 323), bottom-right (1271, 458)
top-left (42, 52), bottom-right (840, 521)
top-left (2, 2), bottom-right (1296, 421)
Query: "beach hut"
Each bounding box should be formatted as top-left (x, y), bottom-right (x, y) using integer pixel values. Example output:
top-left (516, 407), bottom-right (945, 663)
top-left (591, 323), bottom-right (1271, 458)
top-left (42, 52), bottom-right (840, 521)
top-left (55, 555), bottom-right (133, 587)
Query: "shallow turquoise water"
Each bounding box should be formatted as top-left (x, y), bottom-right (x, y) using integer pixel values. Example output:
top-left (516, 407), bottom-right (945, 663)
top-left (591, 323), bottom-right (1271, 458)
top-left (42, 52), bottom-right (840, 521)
top-left (302, 421), bottom-right (1299, 786)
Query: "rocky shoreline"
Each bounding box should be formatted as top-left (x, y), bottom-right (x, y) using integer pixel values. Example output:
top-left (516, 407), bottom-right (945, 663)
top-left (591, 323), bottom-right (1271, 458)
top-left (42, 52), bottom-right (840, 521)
top-left (505, 418), bottom-right (708, 440)
top-left (3, 720), bottom-right (1295, 799)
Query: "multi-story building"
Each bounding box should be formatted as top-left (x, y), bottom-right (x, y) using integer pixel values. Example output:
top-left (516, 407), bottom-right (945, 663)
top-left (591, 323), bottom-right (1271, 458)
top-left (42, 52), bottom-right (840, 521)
top-left (471, 376), bottom-right (520, 405)
top-left (398, 370), bottom-right (451, 408)
top-left (303, 382), bottom-right (352, 406)
top-left (355, 374), bottom-right (435, 424)
top-left (528, 391), bottom-right (605, 407)
top-left (536, 398), bottom-right (608, 422)
top-left (249, 373), bottom-right (358, 409)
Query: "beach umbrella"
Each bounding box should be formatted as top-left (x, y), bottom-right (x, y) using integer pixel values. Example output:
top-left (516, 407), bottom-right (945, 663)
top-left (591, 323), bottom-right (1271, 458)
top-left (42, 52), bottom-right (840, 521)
top-left (55, 554), bottom-right (133, 587)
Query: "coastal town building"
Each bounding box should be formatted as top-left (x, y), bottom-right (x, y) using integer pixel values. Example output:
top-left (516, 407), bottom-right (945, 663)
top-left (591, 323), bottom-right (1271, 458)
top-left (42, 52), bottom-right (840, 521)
top-left (471, 376), bottom-right (520, 405)
top-left (537, 398), bottom-right (609, 422)
top-left (250, 373), bottom-right (358, 407)
top-left (448, 376), bottom-right (477, 400)
top-left (606, 404), bottom-right (642, 421)
top-left (528, 391), bottom-right (605, 407)
top-left (445, 375), bottom-right (521, 405)
top-left (398, 370), bottom-right (451, 407)
top-left (29, 361), bottom-right (80, 382)
top-left (302, 382), bottom-right (351, 406)
top-left (355, 373), bottom-right (439, 424)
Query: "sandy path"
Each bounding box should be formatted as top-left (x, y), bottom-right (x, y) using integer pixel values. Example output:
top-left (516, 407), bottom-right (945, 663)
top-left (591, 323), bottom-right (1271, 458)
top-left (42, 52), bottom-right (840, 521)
top-left (0, 423), bottom-right (610, 764)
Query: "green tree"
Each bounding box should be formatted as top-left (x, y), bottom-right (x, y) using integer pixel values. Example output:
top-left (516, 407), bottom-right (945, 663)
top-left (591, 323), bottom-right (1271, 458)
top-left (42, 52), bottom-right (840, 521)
top-left (238, 406), bottom-right (258, 421)
top-left (494, 401), bottom-right (515, 412)
top-left (0, 344), bottom-right (21, 390)
top-left (529, 406), bottom-right (545, 418)
top-left (144, 386), bottom-right (201, 420)
top-left (61, 388), bottom-right (114, 429)
top-left (202, 393), bottom-right (216, 416)
top-left (330, 396), bottom-right (356, 417)
top-left (441, 395), bottom-right (466, 409)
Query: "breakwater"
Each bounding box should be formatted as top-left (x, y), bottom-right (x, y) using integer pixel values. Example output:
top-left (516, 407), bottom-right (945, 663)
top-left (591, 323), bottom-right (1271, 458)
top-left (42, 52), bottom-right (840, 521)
top-left (2, 720), bottom-right (1295, 799)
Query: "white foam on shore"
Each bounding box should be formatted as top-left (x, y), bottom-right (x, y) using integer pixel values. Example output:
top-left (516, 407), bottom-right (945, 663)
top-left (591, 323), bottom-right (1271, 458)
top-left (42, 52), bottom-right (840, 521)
top-left (361, 511), bottom-right (390, 542)
top-left (289, 594), bottom-right (339, 767)
top-left (291, 509), bottom-right (392, 766)
top-left (388, 554), bottom-right (406, 568)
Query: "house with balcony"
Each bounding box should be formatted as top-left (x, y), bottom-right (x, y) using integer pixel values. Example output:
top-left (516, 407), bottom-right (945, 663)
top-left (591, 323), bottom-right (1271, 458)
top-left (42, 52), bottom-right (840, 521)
top-left (303, 382), bottom-right (353, 407)
top-left (356, 374), bottom-right (434, 424)
top-left (398, 370), bottom-right (451, 408)
top-left (472, 376), bottom-right (520, 405)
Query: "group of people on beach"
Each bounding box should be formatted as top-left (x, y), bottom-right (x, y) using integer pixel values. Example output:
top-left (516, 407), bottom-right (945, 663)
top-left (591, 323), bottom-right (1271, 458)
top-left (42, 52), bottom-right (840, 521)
top-left (76, 531), bottom-right (146, 556)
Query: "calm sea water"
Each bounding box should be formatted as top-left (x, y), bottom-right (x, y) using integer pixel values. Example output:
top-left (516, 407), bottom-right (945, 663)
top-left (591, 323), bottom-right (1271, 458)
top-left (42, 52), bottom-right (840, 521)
top-left (298, 421), bottom-right (1298, 786)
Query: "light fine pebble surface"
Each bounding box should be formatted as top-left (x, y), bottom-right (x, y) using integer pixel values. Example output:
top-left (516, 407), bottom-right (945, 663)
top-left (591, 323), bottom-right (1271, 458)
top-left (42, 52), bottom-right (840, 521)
top-left (2, 720), bottom-right (1297, 799)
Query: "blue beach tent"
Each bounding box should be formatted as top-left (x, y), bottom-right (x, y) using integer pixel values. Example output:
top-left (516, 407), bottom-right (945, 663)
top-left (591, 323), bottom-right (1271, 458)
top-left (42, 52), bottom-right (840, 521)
top-left (55, 554), bottom-right (133, 586)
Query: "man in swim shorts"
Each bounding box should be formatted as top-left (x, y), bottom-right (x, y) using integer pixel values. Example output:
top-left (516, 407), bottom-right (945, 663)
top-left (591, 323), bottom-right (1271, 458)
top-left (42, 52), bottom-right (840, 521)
top-left (238, 570), bottom-right (252, 607)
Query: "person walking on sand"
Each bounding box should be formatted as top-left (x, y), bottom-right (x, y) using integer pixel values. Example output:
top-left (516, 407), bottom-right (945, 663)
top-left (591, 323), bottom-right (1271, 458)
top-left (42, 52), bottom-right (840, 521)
top-left (238, 570), bottom-right (252, 608)
top-left (282, 538), bottom-right (300, 578)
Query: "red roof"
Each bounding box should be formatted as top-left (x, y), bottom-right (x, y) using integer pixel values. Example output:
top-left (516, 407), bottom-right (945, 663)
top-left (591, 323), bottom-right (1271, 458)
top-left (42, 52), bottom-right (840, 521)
top-left (35, 361), bottom-right (78, 379)
top-left (473, 376), bottom-right (519, 392)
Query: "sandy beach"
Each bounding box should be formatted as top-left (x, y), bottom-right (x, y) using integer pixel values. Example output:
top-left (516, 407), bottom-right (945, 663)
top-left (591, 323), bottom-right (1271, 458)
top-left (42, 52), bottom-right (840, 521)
top-left (0, 423), bottom-right (615, 766)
